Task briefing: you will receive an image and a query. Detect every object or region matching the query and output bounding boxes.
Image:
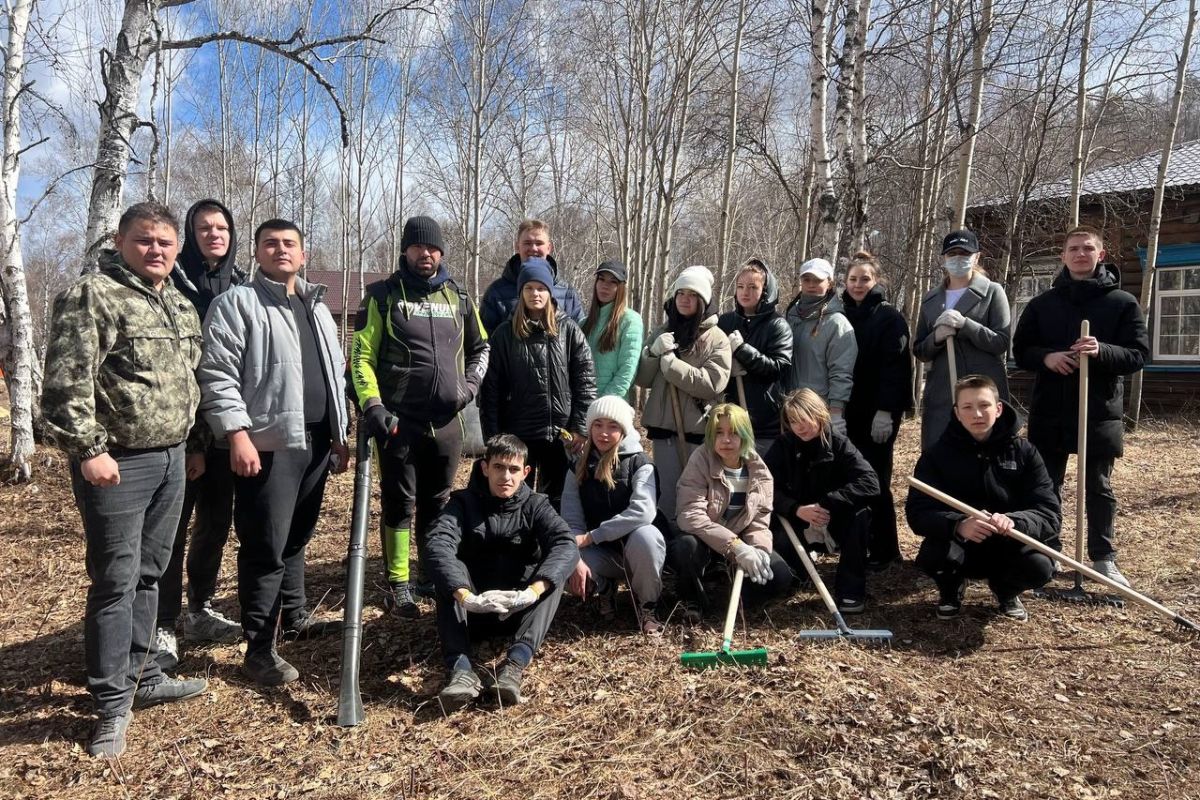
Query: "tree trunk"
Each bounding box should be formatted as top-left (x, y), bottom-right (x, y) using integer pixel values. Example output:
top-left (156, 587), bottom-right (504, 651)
top-left (716, 0), bottom-right (746, 292)
top-left (810, 0), bottom-right (839, 257)
top-left (1068, 0), bottom-right (1094, 227)
top-left (0, 0), bottom-right (38, 480)
top-left (83, 0), bottom-right (166, 266)
top-left (952, 0), bottom-right (992, 228)
top-left (1129, 0), bottom-right (1197, 428)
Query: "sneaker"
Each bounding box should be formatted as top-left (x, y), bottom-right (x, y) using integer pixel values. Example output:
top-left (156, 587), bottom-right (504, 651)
top-left (679, 600), bottom-right (705, 626)
top-left (281, 608), bottom-right (341, 642)
top-left (594, 580), bottom-right (617, 622)
top-left (411, 579), bottom-right (437, 599)
top-left (837, 597), bottom-right (866, 615)
top-left (639, 602), bottom-right (664, 636)
top-left (437, 668), bottom-right (482, 712)
top-left (489, 661), bottom-right (525, 706)
top-left (183, 605), bottom-right (242, 644)
top-left (997, 594), bottom-right (1029, 622)
top-left (936, 580), bottom-right (966, 619)
top-left (154, 627), bottom-right (179, 672)
top-left (1091, 559), bottom-right (1131, 588)
top-left (87, 711), bottom-right (132, 758)
top-left (133, 676), bottom-right (208, 709)
top-left (243, 648), bottom-right (299, 686)
top-left (384, 582), bottom-right (420, 619)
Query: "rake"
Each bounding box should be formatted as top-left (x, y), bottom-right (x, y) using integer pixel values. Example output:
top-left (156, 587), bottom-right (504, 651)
top-left (779, 518), bottom-right (893, 645)
top-left (680, 566), bottom-right (769, 669)
top-left (908, 477), bottom-right (1199, 632)
top-left (1033, 320), bottom-right (1124, 607)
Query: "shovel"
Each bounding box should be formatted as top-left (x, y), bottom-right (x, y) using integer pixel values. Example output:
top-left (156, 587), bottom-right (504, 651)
top-left (779, 518), bottom-right (893, 645)
top-left (680, 566), bottom-right (769, 669)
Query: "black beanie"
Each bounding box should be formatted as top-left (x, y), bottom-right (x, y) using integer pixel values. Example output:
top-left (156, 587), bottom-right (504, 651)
top-left (401, 216), bottom-right (445, 253)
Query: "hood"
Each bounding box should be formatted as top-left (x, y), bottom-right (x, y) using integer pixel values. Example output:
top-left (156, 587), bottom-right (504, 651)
top-left (98, 250), bottom-right (158, 295)
top-left (1052, 262), bottom-right (1121, 304)
top-left (943, 401), bottom-right (1020, 451)
top-left (787, 289), bottom-right (845, 320)
top-left (179, 198), bottom-right (238, 279)
top-left (503, 252), bottom-right (560, 282)
top-left (841, 284), bottom-right (887, 312)
top-left (618, 429), bottom-right (644, 455)
top-left (467, 457), bottom-right (533, 511)
top-left (733, 258), bottom-right (781, 317)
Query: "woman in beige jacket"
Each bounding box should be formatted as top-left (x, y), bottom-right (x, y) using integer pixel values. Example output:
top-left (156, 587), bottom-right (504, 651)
top-left (635, 266), bottom-right (732, 524)
top-left (668, 404), bottom-right (794, 621)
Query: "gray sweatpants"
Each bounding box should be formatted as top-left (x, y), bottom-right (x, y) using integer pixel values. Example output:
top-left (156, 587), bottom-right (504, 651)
top-left (580, 524), bottom-right (667, 606)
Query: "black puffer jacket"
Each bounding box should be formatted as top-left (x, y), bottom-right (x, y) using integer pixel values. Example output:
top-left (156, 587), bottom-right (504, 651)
top-left (841, 285), bottom-right (913, 424)
top-left (763, 428), bottom-right (879, 521)
top-left (425, 461), bottom-right (579, 595)
top-left (1012, 263), bottom-right (1149, 459)
top-left (905, 404), bottom-right (1061, 546)
top-left (717, 260), bottom-right (793, 439)
top-left (480, 312), bottom-right (596, 442)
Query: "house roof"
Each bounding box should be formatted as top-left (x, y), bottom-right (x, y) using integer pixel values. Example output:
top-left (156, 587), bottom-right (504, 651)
top-left (302, 270), bottom-right (392, 316)
top-left (973, 139), bottom-right (1200, 208)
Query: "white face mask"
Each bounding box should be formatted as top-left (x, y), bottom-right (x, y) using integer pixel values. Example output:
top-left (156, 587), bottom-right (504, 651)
top-left (944, 255), bottom-right (973, 277)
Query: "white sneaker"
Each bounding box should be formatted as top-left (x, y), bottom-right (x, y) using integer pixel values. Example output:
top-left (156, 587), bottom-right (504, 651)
top-left (1091, 559), bottom-right (1131, 588)
top-left (155, 627), bottom-right (179, 671)
top-left (183, 605), bottom-right (243, 644)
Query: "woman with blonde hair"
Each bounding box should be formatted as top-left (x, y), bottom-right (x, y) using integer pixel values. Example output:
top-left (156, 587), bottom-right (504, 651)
top-left (582, 261), bottom-right (643, 402)
top-left (913, 229), bottom-right (1011, 450)
top-left (670, 403), bottom-right (792, 620)
top-left (480, 259), bottom-right (596, 509)
top-left (561, 396), bottom-right (667, 634)
top-left (764, 389), bottom-right (879, 614)
top-left (842, 250), bottom-right (912, 568)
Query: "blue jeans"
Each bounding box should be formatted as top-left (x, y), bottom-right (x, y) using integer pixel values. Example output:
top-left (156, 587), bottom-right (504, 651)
top-left (73, 444), bottom-right (185, 717)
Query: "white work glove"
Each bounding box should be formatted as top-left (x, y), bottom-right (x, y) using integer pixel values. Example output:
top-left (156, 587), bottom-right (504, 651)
top-left (730, 539), bottom-right (772, 585)
top-left (934, 309), bottom-right (965, 330)
top-left (496, 587), bottom-right (540, 620)
top-left (830, 412), bottom-right (847, 437)
top-left (730, 358), bottom-right (746, 378)
top-left (727, 330), bottom-right (744, 351)
top-left (870, 410), bottom-right (894, 444)
top-left (934, 325), bottom-right (953, 345)
top-left (649, 332), bottom-right (677, 357)
top-left (458, 591), bottom-right (508, 616)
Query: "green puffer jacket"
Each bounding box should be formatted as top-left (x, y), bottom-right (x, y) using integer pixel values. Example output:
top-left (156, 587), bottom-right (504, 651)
top-left (583, 302), bottom-right (643, 402)
top-left (40, 251), bottom-right (203, 459)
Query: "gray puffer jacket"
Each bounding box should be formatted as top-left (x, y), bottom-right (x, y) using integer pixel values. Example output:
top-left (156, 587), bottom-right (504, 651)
top-left (199, 274), bottom-right (348, 451)
top-left (783, 291), bottom-right (858, 409)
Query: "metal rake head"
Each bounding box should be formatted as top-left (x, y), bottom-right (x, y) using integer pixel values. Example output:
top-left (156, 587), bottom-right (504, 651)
top-left (1032, 586), bottom-right (1126, 608)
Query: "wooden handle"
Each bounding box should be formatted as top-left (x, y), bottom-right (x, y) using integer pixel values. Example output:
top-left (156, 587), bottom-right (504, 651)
top-left (778, 517), bottom-right (840, 619)
top-left (906, 476), bottom-right (1185, 623)
top-left (721, 566), bottom-right (746, 649)
top-left (736, 375), bottom-right (748, 409)
top-left (668, 384), bottom-right (689, 471)
top-left (1075, 319), bottom-right (1090, 563)
top-left (946, 332), bottom-right (958, 391)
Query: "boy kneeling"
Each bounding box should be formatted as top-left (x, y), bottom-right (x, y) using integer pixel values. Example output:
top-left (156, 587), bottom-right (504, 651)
top-left (905, 376), bottom-right (1061, 621)
top-left (425, 435), bottom-right (578, 710)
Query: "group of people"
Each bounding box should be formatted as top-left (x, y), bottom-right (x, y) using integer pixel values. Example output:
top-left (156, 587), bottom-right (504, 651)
top-left (39, 200), bottom-right (1149, 756)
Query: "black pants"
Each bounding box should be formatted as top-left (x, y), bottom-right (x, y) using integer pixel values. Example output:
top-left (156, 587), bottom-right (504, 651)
top-left (1037, 447), bottom-right (1117, 561)
top-left (666, 534), bottom-right (794, 609)
top-left (233, 428), bottom-right (332, 654)
top-left (772, 508), bottom-right (871, 601)
top-left (377, 419), bottom-right (463, 566)
top-left (522, 437), bottom-right (570, 511)
top-left (158, 445), bottom-right (235, 627)
top-left (73, 444), bottom-right (185, 716)
top-left (847, 411), bottom-right (902, 563)
top-left (434, 583), bottom-right (565, 670)
top-left (915, 533), bottom-right (1055, 599)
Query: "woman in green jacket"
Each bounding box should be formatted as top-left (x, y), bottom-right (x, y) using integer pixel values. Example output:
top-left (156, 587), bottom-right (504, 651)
top-left (582, 261), bottom-right (644, 402)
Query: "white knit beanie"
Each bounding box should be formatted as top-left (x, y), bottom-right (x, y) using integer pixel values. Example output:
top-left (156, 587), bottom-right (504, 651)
top-left (669, 265), bottom-right (715, 306)
top-left (585, 395), bottom-right (637, 440)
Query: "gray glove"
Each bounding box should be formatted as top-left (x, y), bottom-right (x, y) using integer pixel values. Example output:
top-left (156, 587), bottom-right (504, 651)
top-left (934, 309), bottom-right (965, 330)
top-left (730, 539), bottom-right (772, 585)
top-left (649, 332), bottom-right (677, 357)
top-left (496, 587), bottom-right (540, 620)
top-left (830, 412), bottom-right (847, 437)
top-left (870, 410), bottom-right (894, 444)
top-left (934, 325), bottom-right (953, 345)
top-left (727, 330), bottom-right (744, 351)
top-left (458, 591), bottom-right (507, 615)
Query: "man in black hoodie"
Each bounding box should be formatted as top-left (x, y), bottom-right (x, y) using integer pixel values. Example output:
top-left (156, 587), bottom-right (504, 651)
top-left (424, 435), bottom-right (578, 711)
top-left (906, 376), bottom-right (1061, 621)
top-left (1013, 226), bottom-right (1149, 588)
top-left (157, 199), bottom-right (247, 667)
top-left (478, 219), bottom-right (584, 335)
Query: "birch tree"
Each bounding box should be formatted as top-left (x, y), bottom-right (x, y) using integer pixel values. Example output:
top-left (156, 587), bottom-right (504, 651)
top-left (951, 0), bottom-right (992, 227)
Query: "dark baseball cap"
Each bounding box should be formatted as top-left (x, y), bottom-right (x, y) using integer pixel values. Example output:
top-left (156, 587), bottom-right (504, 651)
top-left (941, 229), bottom-right (980, 254)
top-left (596, 260), bottom-right (628, 282)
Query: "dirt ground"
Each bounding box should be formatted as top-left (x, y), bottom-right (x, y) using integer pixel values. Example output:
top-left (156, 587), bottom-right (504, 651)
top-left (0, 417), bottom-right (1198, 800)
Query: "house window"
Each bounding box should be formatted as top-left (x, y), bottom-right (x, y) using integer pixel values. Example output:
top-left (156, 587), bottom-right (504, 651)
top-left (1154, 265), bottom-right (1200, 361)
top-left (1011, 259), bottom-right (1059, 333)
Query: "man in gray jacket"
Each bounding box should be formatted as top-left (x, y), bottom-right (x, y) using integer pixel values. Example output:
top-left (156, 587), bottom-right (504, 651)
top-left (198, 218), bottom-right (349, 685)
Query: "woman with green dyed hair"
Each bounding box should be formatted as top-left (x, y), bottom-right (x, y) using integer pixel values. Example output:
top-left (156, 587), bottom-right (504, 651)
top-left (670, 403), bottom-right (793, 622)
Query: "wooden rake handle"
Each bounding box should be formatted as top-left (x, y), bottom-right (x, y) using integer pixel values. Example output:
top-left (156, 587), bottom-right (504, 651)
top-left (778, 516), bottom-right (841, 621)
top-left (721, 567), bottom-right (747, 651)
top-left (907, 477), bottom-right (1198, 630)
top-left (668, 384), bottom-right (689, 471)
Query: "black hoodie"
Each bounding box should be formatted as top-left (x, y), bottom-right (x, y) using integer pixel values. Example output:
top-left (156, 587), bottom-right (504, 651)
top-left (1013, 263), bottom-right (1149, 459)
top-left (171, 199), bottom-right (246, 321)
top-left (905, 403), bottom-right (1061, 547)
top-left (717, 260), bottom-right (793, 439)
top-left (841, 285), bottom-right (913, 422)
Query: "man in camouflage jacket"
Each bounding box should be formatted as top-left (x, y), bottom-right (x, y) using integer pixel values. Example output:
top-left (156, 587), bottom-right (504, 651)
top-left (40, 203), bottom-right (210, 758)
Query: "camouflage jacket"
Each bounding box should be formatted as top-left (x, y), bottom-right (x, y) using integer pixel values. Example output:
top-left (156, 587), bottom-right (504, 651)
top-left (40, 251), bottom-right (203, 459)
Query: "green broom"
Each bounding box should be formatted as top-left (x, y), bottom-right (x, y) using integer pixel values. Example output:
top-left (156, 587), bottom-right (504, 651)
top-left (680, 566), bottom-right (769, 669)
